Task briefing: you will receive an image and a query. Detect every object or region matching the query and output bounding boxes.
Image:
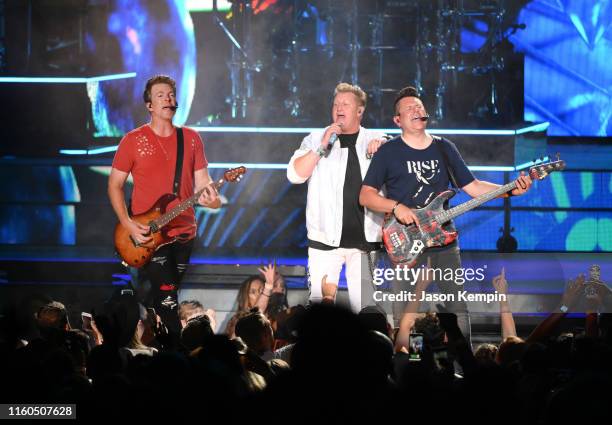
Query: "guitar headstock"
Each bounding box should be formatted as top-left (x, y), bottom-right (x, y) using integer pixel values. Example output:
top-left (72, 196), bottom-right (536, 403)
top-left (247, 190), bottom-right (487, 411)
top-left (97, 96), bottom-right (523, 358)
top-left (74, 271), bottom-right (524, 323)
top-left (223, 166), bottom-right (247, 183)
top-left (528, 156), bottom-right (566, 181)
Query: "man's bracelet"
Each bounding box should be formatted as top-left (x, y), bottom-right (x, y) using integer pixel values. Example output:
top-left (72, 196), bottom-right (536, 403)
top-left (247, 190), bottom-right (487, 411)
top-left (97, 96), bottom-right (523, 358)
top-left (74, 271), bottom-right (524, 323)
top-left (391, 201), bottom-right (401, 216)
top-left (314, 146), bottom-right (326, 158)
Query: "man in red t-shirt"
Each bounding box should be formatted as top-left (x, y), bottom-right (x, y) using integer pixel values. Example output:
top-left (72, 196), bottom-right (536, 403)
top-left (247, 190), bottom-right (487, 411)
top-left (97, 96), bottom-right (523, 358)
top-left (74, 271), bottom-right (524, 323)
top-left (108, 75), bottom-right (219, 317)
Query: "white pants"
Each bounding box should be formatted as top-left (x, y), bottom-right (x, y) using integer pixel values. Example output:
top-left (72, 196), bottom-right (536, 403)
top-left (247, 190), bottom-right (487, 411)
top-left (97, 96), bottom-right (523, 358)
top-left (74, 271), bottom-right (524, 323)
top-left (307, 247), bottom-right (376, 313)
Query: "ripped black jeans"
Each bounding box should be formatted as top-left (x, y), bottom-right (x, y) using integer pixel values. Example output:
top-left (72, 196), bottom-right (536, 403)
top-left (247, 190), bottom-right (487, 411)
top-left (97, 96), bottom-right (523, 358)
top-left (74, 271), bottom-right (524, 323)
top-left (142, 238), bottom-right (194, 304)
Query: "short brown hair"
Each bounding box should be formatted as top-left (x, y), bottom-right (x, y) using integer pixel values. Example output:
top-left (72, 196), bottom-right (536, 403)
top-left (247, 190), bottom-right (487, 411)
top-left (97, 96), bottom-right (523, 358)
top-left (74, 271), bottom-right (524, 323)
top-left (394, 86), bottom-right (421, 114)
top-left (37, 301), bottom-right (69, 329)
top-left (334, 82), bottom-right (367, 108)
top-left (143, 75), bottom-right (176, 104)
top-left (178, 300), bottom-right (205, 322)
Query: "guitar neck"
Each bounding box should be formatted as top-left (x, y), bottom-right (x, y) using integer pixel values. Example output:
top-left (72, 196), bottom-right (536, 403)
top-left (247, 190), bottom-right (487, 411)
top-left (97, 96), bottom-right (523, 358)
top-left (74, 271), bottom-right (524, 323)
top-left (436, 181), bottom-right (517, 224)
top-left (154, 179), bottom-right (224, 228)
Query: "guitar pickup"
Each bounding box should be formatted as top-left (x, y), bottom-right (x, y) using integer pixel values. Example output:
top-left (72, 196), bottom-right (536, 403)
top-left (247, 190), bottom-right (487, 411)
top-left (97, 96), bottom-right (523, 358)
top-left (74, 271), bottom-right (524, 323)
top-left (390, 232), bottom-right (402, 248)
top-left (409, 240), bottom-right (424, 255)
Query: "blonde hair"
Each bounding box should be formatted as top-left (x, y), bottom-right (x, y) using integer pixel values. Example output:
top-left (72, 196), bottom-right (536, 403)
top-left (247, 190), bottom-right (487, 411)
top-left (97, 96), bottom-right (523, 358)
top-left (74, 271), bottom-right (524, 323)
top-left (334, 83), bottom-right (367, 107)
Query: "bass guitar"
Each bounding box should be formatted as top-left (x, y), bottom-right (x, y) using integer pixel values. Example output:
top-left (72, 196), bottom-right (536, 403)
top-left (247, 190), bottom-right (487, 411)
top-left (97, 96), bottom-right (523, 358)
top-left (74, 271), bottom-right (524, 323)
top-left (382, 159), bottom-right (565, 266)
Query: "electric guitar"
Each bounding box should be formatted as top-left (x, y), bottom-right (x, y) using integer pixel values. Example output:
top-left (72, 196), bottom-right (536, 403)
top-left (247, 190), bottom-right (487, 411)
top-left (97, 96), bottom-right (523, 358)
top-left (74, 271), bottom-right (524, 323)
top-left (382, 159), bottom-right (565, 266)
top-left (114, 167), bottom-right (246, 268)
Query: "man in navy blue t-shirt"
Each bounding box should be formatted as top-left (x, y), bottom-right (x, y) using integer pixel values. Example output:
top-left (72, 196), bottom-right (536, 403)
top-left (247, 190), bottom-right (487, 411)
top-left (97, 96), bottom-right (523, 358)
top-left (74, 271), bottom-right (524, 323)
top-left (359, 86), bottom-right (533, 346)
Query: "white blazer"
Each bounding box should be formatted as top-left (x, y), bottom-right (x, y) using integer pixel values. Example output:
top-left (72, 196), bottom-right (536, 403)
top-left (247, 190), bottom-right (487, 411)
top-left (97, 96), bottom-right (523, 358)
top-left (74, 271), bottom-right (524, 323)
top-left (287, 126), bottom-right (386, 247)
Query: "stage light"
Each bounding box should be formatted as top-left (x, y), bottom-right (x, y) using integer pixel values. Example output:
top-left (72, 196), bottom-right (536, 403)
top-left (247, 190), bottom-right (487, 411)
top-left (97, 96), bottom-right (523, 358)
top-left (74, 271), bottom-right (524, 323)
top-left (0, 73), bottom-right (137, 84)
top-left (192, 123), bottom-right (549, 136)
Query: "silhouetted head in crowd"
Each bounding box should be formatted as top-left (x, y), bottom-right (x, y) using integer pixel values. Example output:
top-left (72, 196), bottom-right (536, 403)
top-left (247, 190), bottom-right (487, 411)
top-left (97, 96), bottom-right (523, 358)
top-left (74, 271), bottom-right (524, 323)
top-left (37, 301), bottom-right (70, 331)
top-left (358, 305), bottom-right (392, 339)
top-left (93, 294), bottom-right (141, 347)
top-left (363, 330), bottom-right (394, 383)
top-left (181, 314), bottom-right (213, 352)
top-left (274, 304), bottom-right (306, 342)
top-left (235, 308), bottom-right (274, 356)
top-left (496, 335), bottom-right (526, 367)
top-left (15, 293), bottom-right (52, 342)
top-left (521, 342), bottom-right (549, 374)
top-left (291, 304), bottom-right (370, 379)
top-left (414, 313), bottom-right (445, 349)
top-left (86, 344), bottom-right (125, 383)
top-left (193, 334), bottom-right (252, 398)
top-left (35, 301), bottom-right (71, 344)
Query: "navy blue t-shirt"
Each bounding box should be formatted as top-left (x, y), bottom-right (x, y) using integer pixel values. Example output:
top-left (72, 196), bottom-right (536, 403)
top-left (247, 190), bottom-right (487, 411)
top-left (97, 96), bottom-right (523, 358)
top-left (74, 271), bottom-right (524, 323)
top-left (363, 136), bottom-right (475, 209)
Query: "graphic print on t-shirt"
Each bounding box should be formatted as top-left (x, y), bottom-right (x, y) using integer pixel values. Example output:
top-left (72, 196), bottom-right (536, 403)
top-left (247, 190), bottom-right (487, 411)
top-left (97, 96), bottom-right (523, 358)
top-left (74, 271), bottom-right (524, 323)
top-left (363, 136), bottom-right (475, 213)
top-left (406, 159), bottom-right (441, 208)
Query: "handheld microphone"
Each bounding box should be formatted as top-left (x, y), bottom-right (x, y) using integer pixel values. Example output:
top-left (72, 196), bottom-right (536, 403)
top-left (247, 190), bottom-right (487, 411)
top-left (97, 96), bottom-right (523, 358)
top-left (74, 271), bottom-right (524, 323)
top-left (164, 105), bottom-right (179, 111)
top-left (412, 115), bottom-right (429, 122)
top-left (327, 133), bottom-right (338, 150)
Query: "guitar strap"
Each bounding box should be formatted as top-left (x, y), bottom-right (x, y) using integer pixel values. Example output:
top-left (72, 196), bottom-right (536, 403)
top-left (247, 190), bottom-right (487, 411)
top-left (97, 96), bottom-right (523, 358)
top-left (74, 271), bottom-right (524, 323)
top-left (127, 127), bottom-right (185, 215)
top-left (173, 127), bottom-right (185, 195)
top-left (432, 136), bottom-right (460, 191)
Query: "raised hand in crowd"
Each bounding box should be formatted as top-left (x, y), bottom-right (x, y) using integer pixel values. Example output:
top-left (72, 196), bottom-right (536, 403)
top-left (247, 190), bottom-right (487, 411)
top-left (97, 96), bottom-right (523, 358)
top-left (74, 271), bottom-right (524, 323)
top-left (436, 304), bottom-right (477, 375)
top-left (256, 263), bottom-right (276, 312)
top-left (559, 274), bottom-right (586, 312)
top-left (82, 316), bottom-right (104, 347)
top-left (492, 267), bottom-right (508, 294)
top-left (492, 267), bottom-right (517, 339)
top-left (526, 274), bottom-right (586, 344)
top-left (258, 263), bottom-right (276, 293)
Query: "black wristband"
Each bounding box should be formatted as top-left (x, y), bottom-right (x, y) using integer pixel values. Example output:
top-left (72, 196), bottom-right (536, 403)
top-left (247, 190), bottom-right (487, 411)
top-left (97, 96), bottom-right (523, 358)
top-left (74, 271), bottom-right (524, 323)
top-left (391, 201), bottom-right (401, 216)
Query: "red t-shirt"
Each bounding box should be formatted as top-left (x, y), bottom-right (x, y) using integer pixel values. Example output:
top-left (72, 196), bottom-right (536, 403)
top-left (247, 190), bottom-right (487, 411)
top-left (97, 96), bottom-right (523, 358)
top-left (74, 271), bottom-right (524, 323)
top-left (112, 124), bottom-right (208, 239)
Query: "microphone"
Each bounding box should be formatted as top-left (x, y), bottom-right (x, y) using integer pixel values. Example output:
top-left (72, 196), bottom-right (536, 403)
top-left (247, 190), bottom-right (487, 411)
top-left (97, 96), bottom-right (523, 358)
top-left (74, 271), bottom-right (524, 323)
top-left (327, 133), bottom-right (338, 151)
top-left (164, 105), bottom-right (179, 111)
top-left (412, 115), bottom-right (429, 122)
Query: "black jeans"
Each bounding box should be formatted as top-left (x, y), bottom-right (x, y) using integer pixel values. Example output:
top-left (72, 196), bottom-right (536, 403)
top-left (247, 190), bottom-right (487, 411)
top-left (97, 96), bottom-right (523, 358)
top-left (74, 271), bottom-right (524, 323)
top-left (391, 245), bottom-right (472, 346)
top-left (142, 238), bottom-right (194, 304)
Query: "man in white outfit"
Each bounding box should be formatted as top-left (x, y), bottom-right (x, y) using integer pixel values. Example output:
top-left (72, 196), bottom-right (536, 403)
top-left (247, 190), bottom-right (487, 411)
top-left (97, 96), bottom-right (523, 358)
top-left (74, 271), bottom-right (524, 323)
top-left (287, 83), bottom-right (385, 312)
